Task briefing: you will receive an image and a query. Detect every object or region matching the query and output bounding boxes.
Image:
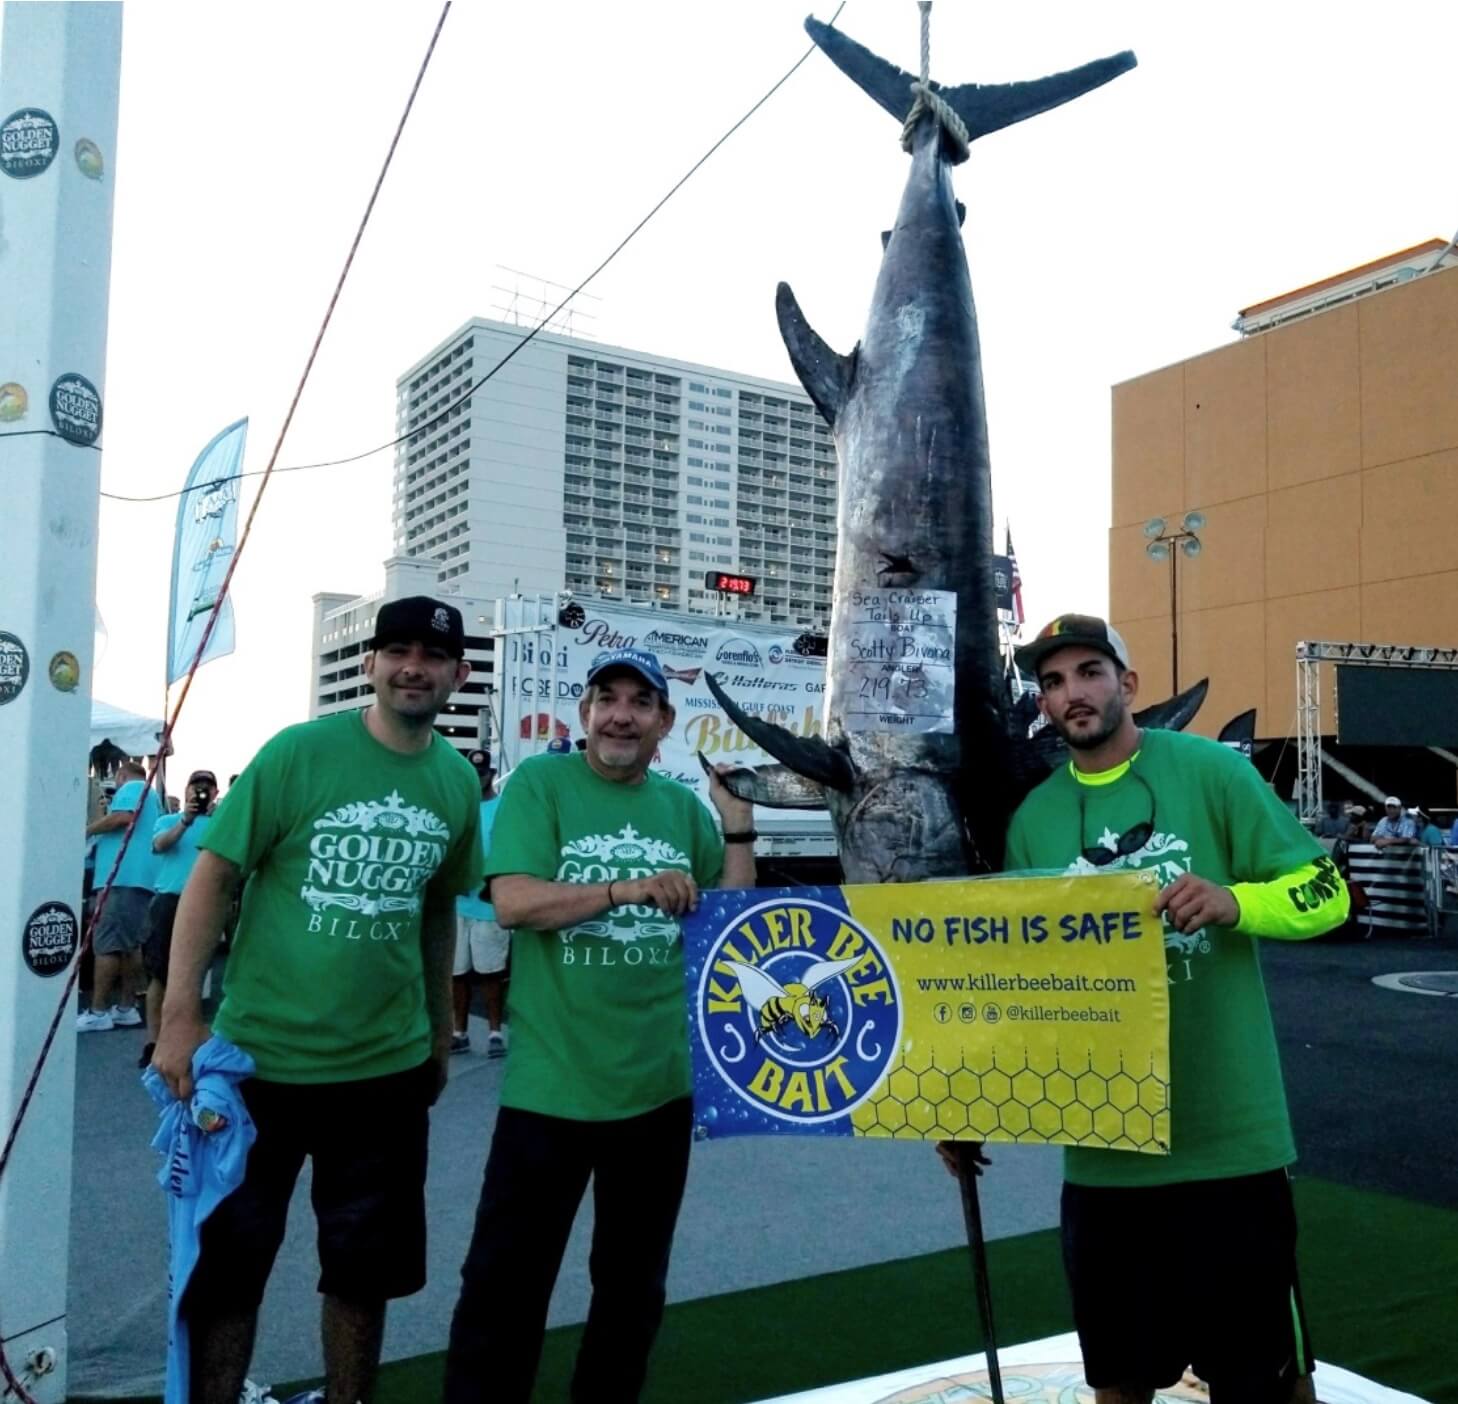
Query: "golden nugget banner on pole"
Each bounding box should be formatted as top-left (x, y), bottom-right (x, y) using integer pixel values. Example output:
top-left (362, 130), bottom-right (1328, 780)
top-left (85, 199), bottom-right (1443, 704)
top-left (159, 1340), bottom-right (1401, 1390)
top-left (682, 871), bottom-right (1170, 1153)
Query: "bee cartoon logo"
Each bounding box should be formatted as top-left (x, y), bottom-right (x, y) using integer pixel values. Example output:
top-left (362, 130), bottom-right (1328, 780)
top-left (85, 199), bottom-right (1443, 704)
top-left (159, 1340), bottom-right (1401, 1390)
top-left (696, 898), bottom-right (901, 1126)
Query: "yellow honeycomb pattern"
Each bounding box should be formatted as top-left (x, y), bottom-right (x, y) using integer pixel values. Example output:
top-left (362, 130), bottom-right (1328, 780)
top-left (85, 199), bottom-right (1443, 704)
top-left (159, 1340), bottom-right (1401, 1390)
top-left (850, 1045), bottom-right (1169, 1151)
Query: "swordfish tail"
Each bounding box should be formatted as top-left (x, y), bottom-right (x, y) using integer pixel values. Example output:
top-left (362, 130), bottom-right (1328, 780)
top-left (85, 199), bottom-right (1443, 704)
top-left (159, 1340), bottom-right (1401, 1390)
top-left (804, 16), bottom-right (1135, 162)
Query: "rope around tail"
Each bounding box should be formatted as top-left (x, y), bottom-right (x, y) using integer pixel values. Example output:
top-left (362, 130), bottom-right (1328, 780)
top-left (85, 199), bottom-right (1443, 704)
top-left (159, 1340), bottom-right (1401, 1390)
top-left (900, 1), bottom-right (970, 160)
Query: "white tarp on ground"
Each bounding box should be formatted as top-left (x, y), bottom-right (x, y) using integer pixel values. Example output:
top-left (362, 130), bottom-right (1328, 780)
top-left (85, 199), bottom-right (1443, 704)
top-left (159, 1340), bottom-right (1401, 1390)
top-left (758, 1332), bottom-right (1431, 1403)
top-left (90, 699), bottom-right (164, 757)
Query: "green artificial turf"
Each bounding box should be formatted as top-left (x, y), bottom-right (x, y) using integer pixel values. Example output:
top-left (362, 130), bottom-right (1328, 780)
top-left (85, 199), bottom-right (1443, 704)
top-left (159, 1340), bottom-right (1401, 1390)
top-left (73, 1177), bottom-right (1458, 1403)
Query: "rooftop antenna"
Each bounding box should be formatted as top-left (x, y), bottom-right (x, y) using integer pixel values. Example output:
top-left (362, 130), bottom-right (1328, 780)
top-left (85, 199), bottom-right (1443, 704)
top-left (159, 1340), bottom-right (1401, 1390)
top-left (490, 266), bottom-right (602, 340)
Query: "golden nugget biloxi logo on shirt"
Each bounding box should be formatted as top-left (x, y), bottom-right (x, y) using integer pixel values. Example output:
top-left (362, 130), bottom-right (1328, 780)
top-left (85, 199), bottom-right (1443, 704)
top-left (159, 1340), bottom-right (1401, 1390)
top-left (1067, 828), bottom-right (1212, 978)
top-left (556, 823), bottom-right (689, 964)
top-left (301, 790), bottom-right (449, 940)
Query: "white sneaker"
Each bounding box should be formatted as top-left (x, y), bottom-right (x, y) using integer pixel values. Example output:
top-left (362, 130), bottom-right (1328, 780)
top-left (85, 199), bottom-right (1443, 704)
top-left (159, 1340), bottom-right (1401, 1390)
top-left (486, 1029), bottom-right (508, 1058)
top-left (76, 1009), bottom-right (114, 1033)
top-left (110, 1005), bottom-right (143, 1028)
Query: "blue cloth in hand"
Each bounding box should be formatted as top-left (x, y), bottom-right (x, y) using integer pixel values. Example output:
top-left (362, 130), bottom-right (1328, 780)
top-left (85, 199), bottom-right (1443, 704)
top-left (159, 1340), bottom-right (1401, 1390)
top-left (143, 1036), bottom-right (256, 1404)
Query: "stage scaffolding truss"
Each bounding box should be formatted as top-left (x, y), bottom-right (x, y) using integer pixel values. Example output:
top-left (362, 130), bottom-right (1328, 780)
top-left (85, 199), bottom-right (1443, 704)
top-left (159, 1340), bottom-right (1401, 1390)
top-left (1294, 640), bottom-right (1458, 824)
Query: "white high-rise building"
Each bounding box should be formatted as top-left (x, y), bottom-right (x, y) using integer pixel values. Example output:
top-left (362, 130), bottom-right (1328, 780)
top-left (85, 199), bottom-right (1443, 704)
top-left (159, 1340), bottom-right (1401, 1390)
top-left (393, 318), bottom-right (838, 628)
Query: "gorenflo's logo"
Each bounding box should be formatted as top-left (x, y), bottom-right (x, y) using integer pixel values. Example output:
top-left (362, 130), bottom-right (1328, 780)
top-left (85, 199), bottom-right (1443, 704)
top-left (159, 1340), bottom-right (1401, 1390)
top-left (697, 899), bottom-right (901, 1124)
top-left (714, 636), bottom-right (762, 669)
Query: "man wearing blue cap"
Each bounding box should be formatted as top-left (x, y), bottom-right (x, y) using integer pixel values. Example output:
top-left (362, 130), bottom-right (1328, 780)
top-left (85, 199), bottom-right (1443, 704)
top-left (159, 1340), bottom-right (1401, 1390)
top-left (446, 646), bottom-right (756, 1403)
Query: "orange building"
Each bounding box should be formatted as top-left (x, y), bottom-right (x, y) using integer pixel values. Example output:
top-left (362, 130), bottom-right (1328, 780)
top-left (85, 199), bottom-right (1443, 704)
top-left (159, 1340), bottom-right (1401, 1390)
top-left (1109, 239), bottom-right (1458, 742)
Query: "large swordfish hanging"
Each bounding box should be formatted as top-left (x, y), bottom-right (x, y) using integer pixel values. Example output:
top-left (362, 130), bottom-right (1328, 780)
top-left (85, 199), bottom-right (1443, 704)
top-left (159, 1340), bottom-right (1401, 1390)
top-left (707, 17), bottom-right (1205, 883)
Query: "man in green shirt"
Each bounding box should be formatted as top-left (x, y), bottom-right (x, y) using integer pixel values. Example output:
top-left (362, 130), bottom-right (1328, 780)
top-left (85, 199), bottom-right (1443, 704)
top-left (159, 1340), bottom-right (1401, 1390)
top-left (152, 596), bottom-right (484, 1404)
top-left (444, 646), bottom-right (756, 1404)
top-left (1003, 614), bottom-right (1347, 1404)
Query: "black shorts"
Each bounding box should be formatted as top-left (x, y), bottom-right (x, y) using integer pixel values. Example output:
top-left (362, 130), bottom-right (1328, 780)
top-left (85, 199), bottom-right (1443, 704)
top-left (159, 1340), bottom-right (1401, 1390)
top-left (1061, 1168), bottom-right (1312, 1403)
top-left (184, 1060), bottom-right (435, 1314)
top-left (143, 893), bottom-right (181, 983)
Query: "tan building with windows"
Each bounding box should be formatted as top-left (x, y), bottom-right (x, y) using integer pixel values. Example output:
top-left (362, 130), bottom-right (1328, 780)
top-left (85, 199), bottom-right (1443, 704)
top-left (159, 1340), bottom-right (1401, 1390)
top-left (1109, 240), bottom-right (1458, 741)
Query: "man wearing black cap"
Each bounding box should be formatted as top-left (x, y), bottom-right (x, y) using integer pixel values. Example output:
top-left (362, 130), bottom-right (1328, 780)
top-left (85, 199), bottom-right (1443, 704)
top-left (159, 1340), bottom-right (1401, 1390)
top-left (997, 614), bottom-right (1348, 1404)
top-left (140, 768), bottom-right (219, 1064)
top-left (152, 595), bottom-right (485, 1404)
top-left (445, 646), bottom-right (756, 1404)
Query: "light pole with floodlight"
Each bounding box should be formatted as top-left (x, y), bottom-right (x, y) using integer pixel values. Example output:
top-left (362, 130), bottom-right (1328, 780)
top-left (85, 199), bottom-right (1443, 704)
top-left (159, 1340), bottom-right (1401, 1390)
top-left (1144, 512), bottom-right (1205, 695)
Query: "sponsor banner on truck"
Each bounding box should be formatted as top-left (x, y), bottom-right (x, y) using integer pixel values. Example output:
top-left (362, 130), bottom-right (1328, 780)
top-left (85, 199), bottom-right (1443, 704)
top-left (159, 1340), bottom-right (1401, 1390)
top-left (496, 599), bottom-right (828, 803)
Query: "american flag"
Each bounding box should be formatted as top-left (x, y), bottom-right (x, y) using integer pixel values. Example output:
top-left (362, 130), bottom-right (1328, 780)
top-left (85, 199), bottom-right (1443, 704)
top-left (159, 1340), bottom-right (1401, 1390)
top-left (1005, 525), bottom-right (1025, 628)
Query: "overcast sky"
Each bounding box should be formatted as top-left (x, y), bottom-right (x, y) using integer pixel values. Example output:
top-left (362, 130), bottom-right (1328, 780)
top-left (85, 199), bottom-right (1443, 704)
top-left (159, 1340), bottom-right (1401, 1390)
top-left (75, 0), bottom-right (1458, 785)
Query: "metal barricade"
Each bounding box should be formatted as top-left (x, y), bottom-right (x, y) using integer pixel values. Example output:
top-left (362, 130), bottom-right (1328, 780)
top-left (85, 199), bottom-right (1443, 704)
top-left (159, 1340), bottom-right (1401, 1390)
top-left (1344, 843), bottom-right (1429, 936)
top-left (1425, 844), bottom-right (1458, 936)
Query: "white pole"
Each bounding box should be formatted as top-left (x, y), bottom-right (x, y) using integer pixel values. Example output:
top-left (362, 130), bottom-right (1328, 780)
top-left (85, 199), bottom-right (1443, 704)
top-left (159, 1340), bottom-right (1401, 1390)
top-left (0, 5), bottom-right (123, 1400)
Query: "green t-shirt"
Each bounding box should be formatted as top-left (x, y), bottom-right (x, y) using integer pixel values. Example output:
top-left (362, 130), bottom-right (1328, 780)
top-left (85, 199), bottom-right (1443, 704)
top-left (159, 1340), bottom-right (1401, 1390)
top-left (201, 711), bottom-right (483, 1083)
top-left (1005, 728), bottom-right (1321, 1188)
top-left (486, 752), bottom-right (725, 1120)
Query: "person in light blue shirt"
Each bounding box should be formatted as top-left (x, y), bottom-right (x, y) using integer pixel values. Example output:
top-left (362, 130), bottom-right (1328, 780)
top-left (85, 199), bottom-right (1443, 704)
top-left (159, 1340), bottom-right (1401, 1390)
top-left (81, 759), bottom-right (164, 1032)
top-left (141, 771), bottom-right (219, 1065)
top-left (1371, 797), bottom-right (1419, 847)
top-left (452, 760), bottom-right (507, 1056)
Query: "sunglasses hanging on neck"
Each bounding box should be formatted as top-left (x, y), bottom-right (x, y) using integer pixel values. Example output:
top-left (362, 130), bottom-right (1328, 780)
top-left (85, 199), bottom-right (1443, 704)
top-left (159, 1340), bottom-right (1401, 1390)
top-left (1079, 768), bottom-right (1156, 866)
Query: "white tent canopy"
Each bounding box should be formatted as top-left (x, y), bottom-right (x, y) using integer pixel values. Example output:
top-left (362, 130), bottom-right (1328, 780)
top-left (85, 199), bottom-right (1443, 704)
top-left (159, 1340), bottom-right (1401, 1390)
top-left (90, 699), bottom-right (164, 757)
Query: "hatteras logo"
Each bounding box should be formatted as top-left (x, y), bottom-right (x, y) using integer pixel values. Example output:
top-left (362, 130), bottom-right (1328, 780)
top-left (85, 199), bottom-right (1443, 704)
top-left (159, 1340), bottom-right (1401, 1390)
top-left (714, 636), bottom-right (762, 669)
top-left (697, 899), bottom-right (900, 1124)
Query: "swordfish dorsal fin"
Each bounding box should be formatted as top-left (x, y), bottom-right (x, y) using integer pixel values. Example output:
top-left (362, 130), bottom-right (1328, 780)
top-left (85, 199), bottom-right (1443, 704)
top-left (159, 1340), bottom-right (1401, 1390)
top-left (776, 282), bottom-right (856, 427)
top-left (704, 671), bottom-right (855, 794)
top-left (804, 16), bottom-right (1136, 160)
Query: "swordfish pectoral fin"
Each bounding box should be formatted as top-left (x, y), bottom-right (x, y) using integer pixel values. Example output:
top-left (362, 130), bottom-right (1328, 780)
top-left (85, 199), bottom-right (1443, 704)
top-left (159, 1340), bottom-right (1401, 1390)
top-left (704, 671), bottom-right (855, 795)
top-left (697, 755), bottom-right (829, 811)
top-left (775, 283), bottom-right (856, 428)
top-left (1133, 678), bottom-right (1209, 733)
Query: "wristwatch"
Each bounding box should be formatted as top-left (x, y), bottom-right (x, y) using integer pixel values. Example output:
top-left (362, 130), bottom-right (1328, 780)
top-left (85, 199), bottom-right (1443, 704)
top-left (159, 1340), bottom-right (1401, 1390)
top-left (723, 829), bottom-right (757, 844)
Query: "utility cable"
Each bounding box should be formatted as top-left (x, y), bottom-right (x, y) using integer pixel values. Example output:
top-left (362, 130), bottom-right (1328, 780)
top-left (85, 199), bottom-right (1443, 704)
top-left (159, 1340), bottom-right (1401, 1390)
top-left (74, 3), bottom-right (846, 505)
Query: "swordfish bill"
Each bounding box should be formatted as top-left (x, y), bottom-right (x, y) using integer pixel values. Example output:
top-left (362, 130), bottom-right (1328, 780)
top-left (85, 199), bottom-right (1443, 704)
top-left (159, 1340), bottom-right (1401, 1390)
top-left (705, 21), bottom-right (1141, 883)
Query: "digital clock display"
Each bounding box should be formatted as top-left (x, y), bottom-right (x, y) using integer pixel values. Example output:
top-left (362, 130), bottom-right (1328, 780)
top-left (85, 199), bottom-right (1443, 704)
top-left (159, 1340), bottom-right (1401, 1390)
top-left (706, 570), bottom-right (757, 597)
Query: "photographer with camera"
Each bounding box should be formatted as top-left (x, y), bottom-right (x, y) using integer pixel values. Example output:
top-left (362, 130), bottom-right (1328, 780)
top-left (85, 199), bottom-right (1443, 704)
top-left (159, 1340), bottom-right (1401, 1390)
top-left (142, 770), bottom-right (220, 1065)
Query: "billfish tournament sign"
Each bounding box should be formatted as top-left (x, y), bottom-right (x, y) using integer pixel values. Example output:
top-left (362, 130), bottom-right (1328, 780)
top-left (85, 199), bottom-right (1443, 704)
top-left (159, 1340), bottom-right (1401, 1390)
top-left (684, 871), bottom-right (1170, 1153)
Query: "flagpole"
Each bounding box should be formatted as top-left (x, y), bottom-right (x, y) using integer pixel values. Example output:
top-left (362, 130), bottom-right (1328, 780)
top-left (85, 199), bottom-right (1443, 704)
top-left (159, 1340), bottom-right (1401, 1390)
top-left (0, 7), bottom-right (124, 1400)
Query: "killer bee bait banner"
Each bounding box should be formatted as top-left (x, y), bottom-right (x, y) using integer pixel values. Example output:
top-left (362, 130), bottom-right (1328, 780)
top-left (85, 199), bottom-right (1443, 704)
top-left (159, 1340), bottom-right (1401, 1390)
top-left (683, 872), bottom-right (1170, 1154)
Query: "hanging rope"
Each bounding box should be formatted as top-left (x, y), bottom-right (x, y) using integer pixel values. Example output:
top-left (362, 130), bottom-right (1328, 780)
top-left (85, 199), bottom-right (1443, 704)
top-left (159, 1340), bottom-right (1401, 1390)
top-left (900, 0), bottom-right (970, 160)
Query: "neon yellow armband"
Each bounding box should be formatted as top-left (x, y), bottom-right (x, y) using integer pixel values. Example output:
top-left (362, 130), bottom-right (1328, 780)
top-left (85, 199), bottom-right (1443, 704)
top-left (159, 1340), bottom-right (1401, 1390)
top-left (1229, 855), bottom-right (1349, 940)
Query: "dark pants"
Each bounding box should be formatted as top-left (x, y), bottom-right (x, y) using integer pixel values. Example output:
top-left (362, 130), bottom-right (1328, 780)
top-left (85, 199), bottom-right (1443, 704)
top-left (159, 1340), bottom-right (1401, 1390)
top-left (444, 1097), bottom-right (692, 1404)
